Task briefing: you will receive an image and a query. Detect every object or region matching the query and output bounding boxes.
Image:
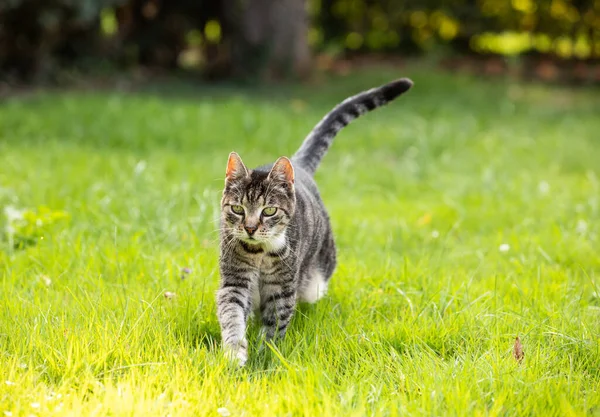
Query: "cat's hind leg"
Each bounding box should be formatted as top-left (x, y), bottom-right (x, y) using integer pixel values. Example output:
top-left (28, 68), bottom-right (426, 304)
top-left (298, 269), bottom-right (329, 303)
top-left (298, 232), bottom-right (335, 304)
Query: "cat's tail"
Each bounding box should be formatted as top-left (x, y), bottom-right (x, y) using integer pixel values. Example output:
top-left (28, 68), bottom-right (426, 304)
top-left (291, 78), bottom-right (413, 175)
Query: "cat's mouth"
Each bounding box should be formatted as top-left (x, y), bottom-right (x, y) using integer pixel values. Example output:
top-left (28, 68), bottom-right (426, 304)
top-left (240, 236), bottom-right (261, 244)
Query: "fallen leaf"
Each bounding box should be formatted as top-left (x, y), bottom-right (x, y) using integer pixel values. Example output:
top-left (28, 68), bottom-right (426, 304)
top-left (513, 336), bottom-right (524, 363)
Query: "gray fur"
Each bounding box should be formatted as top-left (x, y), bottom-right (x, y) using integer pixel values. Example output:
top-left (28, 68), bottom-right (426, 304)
top-left (216, 78), bottom-right (414, 365)
top-left (292, 78), bottom-right (413, 174)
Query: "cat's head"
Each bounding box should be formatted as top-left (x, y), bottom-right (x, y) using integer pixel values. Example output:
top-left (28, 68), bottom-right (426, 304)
top-left (220, 152), bottom-right (296, 248)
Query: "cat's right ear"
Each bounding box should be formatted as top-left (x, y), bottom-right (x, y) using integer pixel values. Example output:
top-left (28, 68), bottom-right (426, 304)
top-left (226, 152), bottom-right (249, 182)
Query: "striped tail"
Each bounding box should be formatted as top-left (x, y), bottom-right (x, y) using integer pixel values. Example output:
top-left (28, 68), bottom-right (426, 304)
top-left (292, 78), bottom-right (413, 175)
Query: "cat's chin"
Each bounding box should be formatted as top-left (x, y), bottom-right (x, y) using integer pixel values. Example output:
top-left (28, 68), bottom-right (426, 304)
top-left (238, 234), bottom-right (286, 252)
top-left (238, 236), bottom-right (265, 247)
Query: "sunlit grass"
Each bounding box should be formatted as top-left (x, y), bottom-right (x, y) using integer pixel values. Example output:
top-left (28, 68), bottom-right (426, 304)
top-left (1, 67), bottom-right (599, 416)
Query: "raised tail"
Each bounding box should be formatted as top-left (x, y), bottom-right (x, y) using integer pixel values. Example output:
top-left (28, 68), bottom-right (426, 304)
top-left (291, 78), bottom-right (413, 175)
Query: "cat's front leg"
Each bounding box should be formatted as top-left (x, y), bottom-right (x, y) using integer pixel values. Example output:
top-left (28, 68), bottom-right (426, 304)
top-left (216, 265), bottom-right (257, 366)
top-left (259, 264), bottom-right (298, 341)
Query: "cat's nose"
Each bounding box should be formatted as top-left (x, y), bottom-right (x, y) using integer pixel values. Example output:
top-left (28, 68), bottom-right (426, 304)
top-left (244, 225), bottom-right (258, 236)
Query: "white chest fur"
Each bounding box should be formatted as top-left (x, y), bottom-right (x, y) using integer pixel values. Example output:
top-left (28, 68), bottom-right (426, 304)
top-left (262, 233), bottom-right (287, 253)
top-left (243, 233), bottom-right (288, 312)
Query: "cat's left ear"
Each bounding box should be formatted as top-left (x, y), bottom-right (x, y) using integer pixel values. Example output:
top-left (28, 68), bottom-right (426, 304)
top-left (268, 156), bottom-right (295, 184)
top-left (226, 152), bottom-right (249, 182)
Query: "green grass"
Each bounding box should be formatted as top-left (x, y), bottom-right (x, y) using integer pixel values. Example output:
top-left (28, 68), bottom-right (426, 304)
top-left (1, 66), bottom-right (599, 416)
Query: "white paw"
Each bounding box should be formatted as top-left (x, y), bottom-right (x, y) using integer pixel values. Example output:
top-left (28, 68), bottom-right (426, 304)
top-left (223, 341), bottom-right (248, 367)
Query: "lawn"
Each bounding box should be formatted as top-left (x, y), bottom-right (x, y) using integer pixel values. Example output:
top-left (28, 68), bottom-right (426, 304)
top-left (1, 66), bottom-right (599, 416)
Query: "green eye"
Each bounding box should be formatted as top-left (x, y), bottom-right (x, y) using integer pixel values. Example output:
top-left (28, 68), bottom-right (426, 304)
top-left (231, 205), bottom-right (245, 215)
top-left (262, 207), bottom-right (277, 216)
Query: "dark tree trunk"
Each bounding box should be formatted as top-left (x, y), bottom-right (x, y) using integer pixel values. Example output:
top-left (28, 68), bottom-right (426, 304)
top-left (224, 0), bottom-right (310, 81)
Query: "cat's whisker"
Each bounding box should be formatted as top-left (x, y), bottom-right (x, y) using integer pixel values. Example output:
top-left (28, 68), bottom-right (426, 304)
top-left (220, 237), bottom-right (238, 259)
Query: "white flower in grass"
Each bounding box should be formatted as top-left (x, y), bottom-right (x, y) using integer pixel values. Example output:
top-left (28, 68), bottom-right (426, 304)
top-left (30, 402), bottom-right (40, 409)
top-left (4, 381), bottom-right (15, 386)
top-left (40, 275), bottom-right (52, 287)
top-left (164, 291), bottom-right (176, 300)
top-left (4, 206), bottom-right (23, 237)
top-left (499, 243), bottom-right (510, 253)
top-left (431, 230), bottom-right (440, 239)
top-left (217, 407), bottom-right (231, 416)
top-left (4, 206), bottom-right (24, 222)
top-left (4, 411), bottom-right (13, 417)
top-left (134, 160), bottom-right (147, 176)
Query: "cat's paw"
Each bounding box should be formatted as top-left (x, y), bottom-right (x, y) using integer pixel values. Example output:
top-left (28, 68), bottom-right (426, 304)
top-left (223, 339), bottom-right (248, 367)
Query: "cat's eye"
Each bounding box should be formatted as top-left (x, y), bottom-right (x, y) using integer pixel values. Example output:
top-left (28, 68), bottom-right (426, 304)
top-left (262, 207), bottom-right (277, 216)
top-left (231, 205), bottom-right (245, 215)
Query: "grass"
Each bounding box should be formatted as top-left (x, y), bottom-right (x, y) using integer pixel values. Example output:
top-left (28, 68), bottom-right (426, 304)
top-left (1, 66), bottom-right (599, 416)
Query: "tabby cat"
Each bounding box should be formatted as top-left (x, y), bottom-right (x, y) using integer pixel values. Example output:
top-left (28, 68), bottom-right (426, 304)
top-left (217, 77), bottom-right (414, 365)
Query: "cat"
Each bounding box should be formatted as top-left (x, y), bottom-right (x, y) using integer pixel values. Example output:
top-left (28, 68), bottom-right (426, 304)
top-left (217, 77), bottom-right (414, 365)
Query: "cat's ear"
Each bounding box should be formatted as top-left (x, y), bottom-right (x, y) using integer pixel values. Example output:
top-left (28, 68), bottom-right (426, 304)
top-left (226, 152), bottom-right (249, 182)
top-left (268, 156), bottom-right (294, 184)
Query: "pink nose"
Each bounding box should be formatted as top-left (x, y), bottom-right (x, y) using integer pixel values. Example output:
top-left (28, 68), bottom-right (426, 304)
top-left (244, 225), bottom-right (258, 235)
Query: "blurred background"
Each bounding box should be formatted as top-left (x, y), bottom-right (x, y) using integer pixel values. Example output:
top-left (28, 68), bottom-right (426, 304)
top-left (1, 0), bottom-right (600, 87)
top-left (1, 4), bottom-right (599, 411)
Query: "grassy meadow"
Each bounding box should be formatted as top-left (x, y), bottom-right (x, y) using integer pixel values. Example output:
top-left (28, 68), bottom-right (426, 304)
top-left (1, 66), bottom-right (599, 416)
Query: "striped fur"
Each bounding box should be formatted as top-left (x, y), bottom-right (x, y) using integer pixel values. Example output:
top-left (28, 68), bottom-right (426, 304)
top-left (217, 78), bottom-right (414, 366)
top-left (292, 78), bottom-right (413, 174)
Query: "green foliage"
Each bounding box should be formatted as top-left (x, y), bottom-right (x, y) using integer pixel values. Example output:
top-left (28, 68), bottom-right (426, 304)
top-left (0, 68), bottom-right (599, 415)
top-left (0, 0), bottom-right (216, 80)
top-left (2, 205), bottom-right (70, 252)
top-left (0, 0), bottom-right (125, 81)
top-left (312, 0), bottom-right (600, 58)
top-left (2, 0), bottom-right (599, 82)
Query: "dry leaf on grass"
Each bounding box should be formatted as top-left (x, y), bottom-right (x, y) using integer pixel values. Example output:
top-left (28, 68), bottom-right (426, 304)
top-left (513, 336), bottom-right (524, 363)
